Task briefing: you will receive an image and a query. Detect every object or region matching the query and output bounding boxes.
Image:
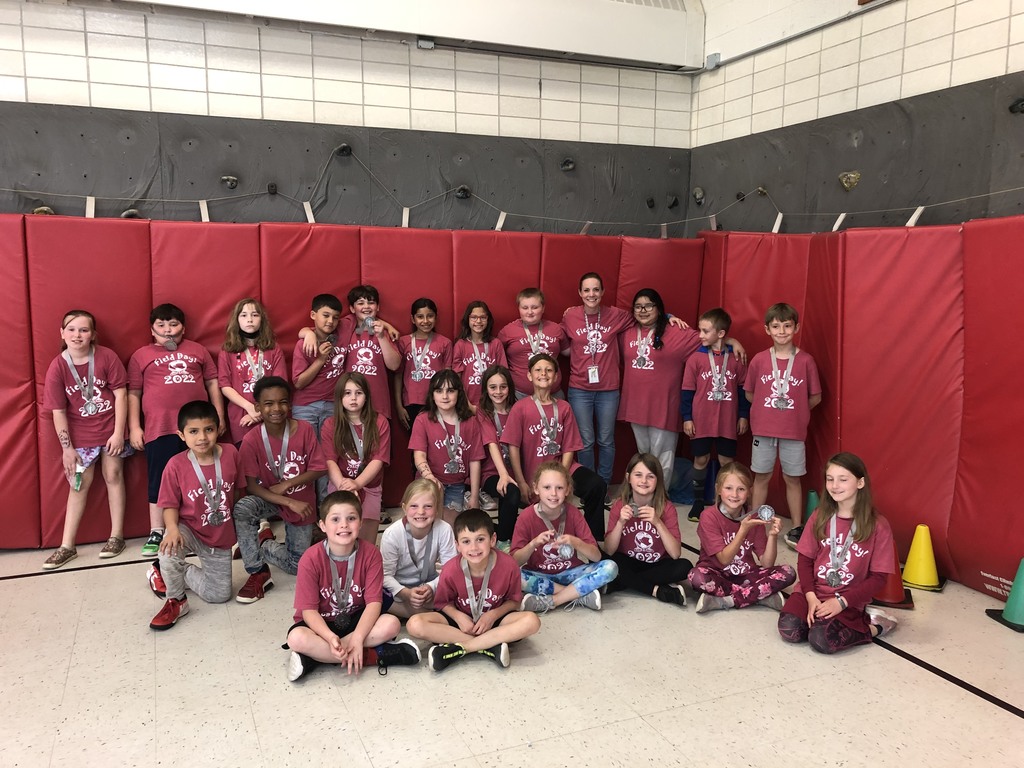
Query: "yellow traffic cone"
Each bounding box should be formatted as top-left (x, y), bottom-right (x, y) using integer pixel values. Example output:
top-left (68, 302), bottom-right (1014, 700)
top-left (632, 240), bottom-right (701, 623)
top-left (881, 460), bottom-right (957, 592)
top-left (902, 524), bottom-right (946, 592)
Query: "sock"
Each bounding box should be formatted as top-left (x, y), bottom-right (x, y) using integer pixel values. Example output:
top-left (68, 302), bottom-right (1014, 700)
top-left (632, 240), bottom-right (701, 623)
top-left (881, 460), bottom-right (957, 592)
top-left (692, 466), bottom-right (708, 499)
top-left (363, 648), bottom-right (379, 665)
top-left (151, 527), bottom-right (165, 535)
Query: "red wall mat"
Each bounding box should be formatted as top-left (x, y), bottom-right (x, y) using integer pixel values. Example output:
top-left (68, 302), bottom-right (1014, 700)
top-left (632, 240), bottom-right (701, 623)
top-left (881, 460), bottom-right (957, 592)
top-left (618, 236), bottom-right (704, 321)
top-left (150, 222), bottom-right (261, 353)
top-left (951, 217), bottom-right (1024, 597)
top-left (360, 228), bottom-right (455, 336)
top-left (25, 216), bottom-right (153, 547)
top-left (838, 227), bottom-right (963, 577)
top-left (452, 231), bottom-right (542, 332)
top-left (0, 215), bottom-right (41, 547)
top-left (540, 234), bottom-right (623, 317)
top-left (697, 231), bottom-right (727, 314)
top-left (259, 223), bottom-right (362, 365)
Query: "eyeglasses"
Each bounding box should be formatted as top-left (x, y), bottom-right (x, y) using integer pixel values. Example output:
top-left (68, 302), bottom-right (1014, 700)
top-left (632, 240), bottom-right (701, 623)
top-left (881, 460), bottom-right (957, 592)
top-left (633, 304), bottom-right (656, 312)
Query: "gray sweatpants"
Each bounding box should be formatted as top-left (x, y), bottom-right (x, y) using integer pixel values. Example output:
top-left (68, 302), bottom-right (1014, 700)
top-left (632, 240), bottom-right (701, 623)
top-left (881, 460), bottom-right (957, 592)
top-left (159, 523), bottom-right (233, 604)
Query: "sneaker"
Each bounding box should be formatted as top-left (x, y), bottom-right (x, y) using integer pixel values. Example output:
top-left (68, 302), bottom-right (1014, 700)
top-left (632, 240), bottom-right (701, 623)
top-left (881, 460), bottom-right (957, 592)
top-left (150, 596), bottom-right (189, 630)
top-left (258, 526), bottom-right (276, 548)
top-left (376, 639), bottom-right (421, 674)
top-left (147, 563), bottom-right (167, 598)
top-left (565, 590), bottom-right (601, 611)
top-left (236, 567), bottom-right (274, 603)
top-left (380, 513), bottom-right (393, 525)
top-left (477, 642), bottom-right (511, 668)
top-left (287, 651), bottom-right (319, 682)
top-left (784, 525), bottom-right (804, 550)
top-left (866, 606), bottom-right (898, 638)
top-left (654, 584), bottom-right (687, 606)
top-left (520, 593), bottom-right (556, 614)
top-left (42, 546), bottom-right (77, 570)
top-left (98, 537), bottom-right (125, 559)
top-left (141, 530), bottom-right (163, 558)
top-left (758, 592), bottom-right (785, 611)
top-left (427, 643), bottom-right (466, 672)
top-left (695, 593), bottom-right (728, 614)
top-left (688, 500), bottom-right (705, 523)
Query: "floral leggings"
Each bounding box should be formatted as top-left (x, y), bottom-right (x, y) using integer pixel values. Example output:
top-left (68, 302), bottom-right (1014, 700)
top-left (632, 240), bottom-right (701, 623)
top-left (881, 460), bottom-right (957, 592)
top-left (522, 561), bottom-right (619, 598)
top-left (687, 563), bottom-right (796, 608)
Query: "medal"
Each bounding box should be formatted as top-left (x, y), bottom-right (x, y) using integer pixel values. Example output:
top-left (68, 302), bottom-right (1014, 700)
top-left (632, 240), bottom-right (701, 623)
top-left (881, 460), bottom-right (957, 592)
top-left (635, 327), bottom-right (654, 369)
top-left (187, 448), bottom-right (224, 526)
top-left (325, 540), bottom-right (358, 612)
top-left (707, 348), bottom-right (730, 401)
top-left (462, 552), bottom-right (495, 623)
top-left (769, 348), bottom-right (797, 410)
top-left (534, 504), bottom-right (571, 561)
top-left (444, 460), bottom-right (460, 475)
top-left (411, 370), bottom-right (424, 382)
top-left (756, 505), bottom-right (775, 521)
top-left (543, 441), bottom-right (560, 456)
top-left (409, 333), bottom-right (433, 384)
top-left (826, 569), bottom-right (841, 588)
top-left (442, 418), bottom-right (462, 476)
top-left (712, 391), bottom-right (725, 401)
top-left (244, 347), bottom-right (265, 382)
top-left (207, 510), bottom-right (225, 527)
top-left (361, 317), bottom-right (375, 335)
top-left (826, 515), bottom-right (858, 591)
top-left (557, 543), bottom-right (574, 559)
top-left (772, 397), bottom-right (789, 409)
top-left (62, 348), bottom-right (98, 415)
top-left (162, 333), bottom-right (179, 351)
top-left (636, 355), bottom-right (648, 367)
top-left (534, 398), bottom-right (561, 457)
top-left (83, 400), bottom-right (99, 416)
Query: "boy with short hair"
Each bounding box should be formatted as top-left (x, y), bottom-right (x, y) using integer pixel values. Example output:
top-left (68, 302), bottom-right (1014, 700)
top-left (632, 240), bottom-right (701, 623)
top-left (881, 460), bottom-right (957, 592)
top-left (681, 307), bottom-right (750, 522)
top-left (744, 303), bottom-right (821, 549)
top-left (146, 401), bottom-right (241, 631)
top-left (234, 376), bottom-right (326, 603)
top-left (292, 293), bottom-right (346, 438)
top-left (497, 288), bottom-right (570, 398)
top-left (128, 303), bottom-right (224, 557)
top-left (407, 509), bottom-right (541, 671)
top-left (285, 491), bottom-right (420, 681)
top-left (340, 285), bottom-right (402, 420)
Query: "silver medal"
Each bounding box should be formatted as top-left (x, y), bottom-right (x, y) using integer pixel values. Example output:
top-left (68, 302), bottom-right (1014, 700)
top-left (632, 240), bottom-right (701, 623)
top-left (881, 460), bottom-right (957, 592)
top-left (826, 569), bottom-right (841, 588)
top-left (712, 390), bottom-right (725, 401)
top-left (362, 317), bottom-right (375, 334)
top-left (543, 441), bottom-right (559, 456)
top-left (444, 461), bottom-right (459, 475)
top-left (411, 370), bottom-right (424, 382)
top-left (636, 355), bottom-right (648, 367)
top-left (83, 401), bottom-right (99, 416)
top-left (772, 397), bottom-right (789, 409)
top-left (557, 543), bottom-right (574, 559)
top-left (207, 510), bottom-right (225, 527)
top-left (163, 339), bottom-right (178, 351)
top-left (756, 505), bottom-right (775, 521)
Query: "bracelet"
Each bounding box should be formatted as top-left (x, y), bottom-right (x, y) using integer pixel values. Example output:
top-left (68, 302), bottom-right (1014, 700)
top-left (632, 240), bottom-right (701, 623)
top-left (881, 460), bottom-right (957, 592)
top-left (836, 595), bottom-right (847, 610)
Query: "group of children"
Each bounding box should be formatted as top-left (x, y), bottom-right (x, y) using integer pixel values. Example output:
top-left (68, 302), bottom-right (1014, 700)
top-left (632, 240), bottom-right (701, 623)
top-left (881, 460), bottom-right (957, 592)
top-left (42, 282), bottom-right (899, 674)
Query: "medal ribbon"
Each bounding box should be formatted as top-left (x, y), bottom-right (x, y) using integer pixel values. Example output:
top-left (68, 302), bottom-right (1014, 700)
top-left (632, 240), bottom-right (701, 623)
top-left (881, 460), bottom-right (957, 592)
top-left (470, 341), bottom-right (488, 371)
top-left (769, 348), bottom-right (797, 398)
top-left (404, 520), bottom-right (436, 584)
top-left (533, 398), bottom-right (560, 452)
top-left (707, 348), bottom-right (730, 392)
top-left (260, 423), bottom-right (291, 482)
top-left (828, 515), bottom-right (858, 585)
top-left (493, 411), bottom-right (510, 462)
top-left (522, 322), bottom-right (544, 355)
top-left (443, 418), bottom-right (462, 469)
top-left (62, 349), bottom-right (96, 407)
top-left (243, 347), bottom-right (265, 382)
top-left (410, 333), bottom-right (433, 376)
top-left (325, 540), bottom-right (358, 612)
top-left (584, 309), bottom-right (602, 364)
top-left (636, 327), bottom-right (655, 361)
top-left (187, 448), bottom-right (223, 520)
top-left (461, 551), bottom-right (495, 623)
top-left (534, 503), bottom-right (567, 537)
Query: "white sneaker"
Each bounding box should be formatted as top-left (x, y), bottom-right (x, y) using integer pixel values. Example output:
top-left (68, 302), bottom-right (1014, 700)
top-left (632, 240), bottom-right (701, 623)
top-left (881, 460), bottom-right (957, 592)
top-left (758, 592), bottom-right (785, 611)
top-left (565, 590), bottom-right (601, 611)
top-left (521, 594), bottom-right (555, 614)
top-left (866, 606), bottom-right (898, 637)
top-left (696, 593), bottom-right (727, 614)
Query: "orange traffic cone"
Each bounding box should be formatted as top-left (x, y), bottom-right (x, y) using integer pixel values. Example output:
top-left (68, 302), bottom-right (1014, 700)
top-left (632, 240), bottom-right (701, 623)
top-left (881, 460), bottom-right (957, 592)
top-left (873, 537), bottom-right (914, 610)
top-left (986, 558), bottom-right (1024, 633)
top-left (902, 524), bottom-right (946, 592)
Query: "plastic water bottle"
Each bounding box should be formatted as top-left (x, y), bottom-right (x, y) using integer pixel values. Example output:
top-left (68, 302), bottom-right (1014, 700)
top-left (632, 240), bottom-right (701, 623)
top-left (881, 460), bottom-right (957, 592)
top-left (73, 464), bottom-right (85, 492)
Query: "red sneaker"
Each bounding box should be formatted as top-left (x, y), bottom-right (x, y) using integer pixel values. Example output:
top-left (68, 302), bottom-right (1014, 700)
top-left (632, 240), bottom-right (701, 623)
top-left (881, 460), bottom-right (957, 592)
top-left (258, 526), bottom-right (275, 548)
top-left (147, 563), bottom-right (166, 599)
top-left (236, 568), bottom-right (274, 603)
top-left (150, 597), bottom-right (189, 630)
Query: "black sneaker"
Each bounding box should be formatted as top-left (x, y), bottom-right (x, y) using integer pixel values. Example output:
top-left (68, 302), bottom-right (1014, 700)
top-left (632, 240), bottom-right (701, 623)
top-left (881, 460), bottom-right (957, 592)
top-left (376, 639), bottom-right (421, 675)
top-left (784, 525), bottom-right (804, 550)
top-left (287, 651), bottom-right (319, 682)
top-left (476, 642), bottom-right (510, 668)
top-left (428, 643), bottom-right (465, 672)
top-left (688, 500), bottom-right (705, 523)
top-left (654, 584), bottom-right (687, 606)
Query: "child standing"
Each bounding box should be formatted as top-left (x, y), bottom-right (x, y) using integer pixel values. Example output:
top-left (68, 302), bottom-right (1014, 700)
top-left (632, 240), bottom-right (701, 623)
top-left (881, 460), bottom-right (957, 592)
top-left (42, 310), bottom-right (130, 569)
top-left (380, 479), bottom-right (458, 618)
top-left (291, 293), bottom-right (346, 439)
top-left (452, 301), bottom-right (507, 406)
top-left (778, 453), bottom-right (898, 653)
top-left (513, 462), bottom-right (617, 613)
top-left (218, 297), bottom-right (286, 446)
top-left (340, 285), bottom-right (402, 421)
top-left (395, 298), bottom-right (453, 431)
top-left (286, 491), bottom-right (421, 680)
top-left (744, 303), bottom-right (822, 549)
top-left (476, 365), bottom-right (521, 548)
top-left (682, 307), bottom-right (750, 522)
top-left (501, 353), bottom-right (607, 541)
top-left (145, 402), bottom-right (241, 630)
top-left (409, 370), bottom-right (484, 523)
top-left (234, 377), bottom-right (326, 603)
top-left (128, 303), bottom-right (224, 557)
top-left (604, 453), bottom-right (691, 605)
top-left (321, 372), bottom-right (391, 543)
top-left (688, 462), bottom-right (796, 613)
top-left (408, 508), bottom-right (540, 671)
top-left (497, 288), bottom-right (569, 399)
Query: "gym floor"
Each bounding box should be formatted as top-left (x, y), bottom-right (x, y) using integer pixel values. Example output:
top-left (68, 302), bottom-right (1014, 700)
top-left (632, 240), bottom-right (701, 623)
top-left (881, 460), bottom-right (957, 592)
top-left (1, 504), bottom-right (1020, 768)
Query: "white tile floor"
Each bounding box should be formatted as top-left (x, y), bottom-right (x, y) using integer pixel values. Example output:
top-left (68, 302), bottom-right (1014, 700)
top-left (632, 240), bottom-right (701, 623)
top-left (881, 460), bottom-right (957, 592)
top-left (2, 507), bottom-right (1022, 768)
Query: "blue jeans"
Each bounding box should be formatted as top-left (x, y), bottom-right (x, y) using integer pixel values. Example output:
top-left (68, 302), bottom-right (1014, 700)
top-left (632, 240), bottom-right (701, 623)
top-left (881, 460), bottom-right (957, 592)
top-left (443, 482), bottom-right (465, 510)
top-left (292, 399), bottom-right (333, 502)
top-left (233, 495), bottom-right (312, 576)
top-left (522, 560), bottom-right (618, 598)
top-left (567, 387), bottom-right (620, 484)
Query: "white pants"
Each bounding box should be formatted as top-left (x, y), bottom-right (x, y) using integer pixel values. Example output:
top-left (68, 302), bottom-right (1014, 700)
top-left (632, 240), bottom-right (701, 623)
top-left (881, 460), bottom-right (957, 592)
top-left (630, 423), bottom-right (679, 488)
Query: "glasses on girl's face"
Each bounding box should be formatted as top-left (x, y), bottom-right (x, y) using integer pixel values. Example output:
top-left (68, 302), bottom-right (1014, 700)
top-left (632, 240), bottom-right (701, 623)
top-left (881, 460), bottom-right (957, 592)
top-left (633, 303), bottom-right (656, 312)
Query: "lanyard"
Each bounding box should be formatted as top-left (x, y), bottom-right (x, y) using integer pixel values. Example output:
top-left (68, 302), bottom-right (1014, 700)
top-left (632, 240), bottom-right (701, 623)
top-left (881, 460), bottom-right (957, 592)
top-left (461, 552), bottom-right (495, 623)
top-left (636, 327), bottom-right (655, 360)
top-left (404, 520), bottom-right (436, 584)
top-left (410, 333), bottom-right (433, 374)
top-left (770, 348), bottom-right (797, 396)
top-left (470, 341), bottom-right (488, 371)
top-left (442, 418), bottom-right (462, 470)
top-left (325, 540), bottom-right (358, 611)
top-left (522, 322), bottom-right (544, 354)
top-left (534, 504), bottom-right (566, 536)
top-left (187, 448), bottom-right (223, 523)
top-left (348, 421), bottom-right (364, 463)
top-left (533, 398), bottom-right (560, 452)
top-left (493, 411), bottom-right (510, 461)
top-left (62, 349), bottom-right (96, 409)
top-left (260, 423), bottom-right (290, 482)
top-left (584, 310), bottom-right (602, 363)
top-left (243, 347), bottom-right (265, 382)
top-left (828, 516), bottom-right (857, 580)
top-left (708, 348), bottom-right (730, 391)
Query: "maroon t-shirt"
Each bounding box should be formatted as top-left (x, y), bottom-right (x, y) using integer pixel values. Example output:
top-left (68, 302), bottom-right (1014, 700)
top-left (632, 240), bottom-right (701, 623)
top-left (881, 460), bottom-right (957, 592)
top-left (339, 316), bottom-right (394, 419)
top-left (501, 397), bottom-right (583, 484)
top-left (291, 338), bottom-right (346, 407)
top-left (561, 305), bottom-right (633, 391)
top-left (397, 333), bottom-right (453, 406)
top-left (695, 505), bottom-right (768, 575)
top-left (320, 414), bottom-right (391, 490)
top-left (434, 550), bottom-right (523, 615)
top-left (498, 319), bottom-right (569, 393)
top-left (292, 541), bottom-right (384, 623)
top-left (43, 345), bottom-right (127, 447)
top-left (476, 409), bottom-right (511, 480)
top-left (128, 340), bottom-right (218, 441)
top-left (682, 345), bottom-right (748, 439)
top-left (156, 444), bottom-right (243, 550)
top-left (217, 346), bottom-right (287, 444)
top-left (239, 419), bottom-right (325, 524)
top-left (618, 325), bottom-right (701, 431)
top-left (452, 338), bottom-right (507, 405)
top-left (408, 412), bottom-right (485, 485)
top-left (796, 511), bottom-right (896, 599)
top-left (743, 348), bottom-right (821, 441)
top-left (511, 503), bottom-right (595, 573)
top-left (605, 500), bottom-right (681, 563)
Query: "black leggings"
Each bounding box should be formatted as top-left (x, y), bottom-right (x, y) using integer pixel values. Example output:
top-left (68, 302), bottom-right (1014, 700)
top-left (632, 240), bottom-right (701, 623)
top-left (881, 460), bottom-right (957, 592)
top-left (572, 466), bottom-right (608, 542)
top-left (483, 474), bottom-right (522, 541)
top-left (606, 551), bottom-right (693, 595)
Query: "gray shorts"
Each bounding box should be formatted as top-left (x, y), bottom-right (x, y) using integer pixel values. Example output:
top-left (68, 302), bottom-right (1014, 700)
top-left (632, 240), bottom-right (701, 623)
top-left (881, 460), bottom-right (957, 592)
top-left (750, 436), bottom-right (806, 476)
